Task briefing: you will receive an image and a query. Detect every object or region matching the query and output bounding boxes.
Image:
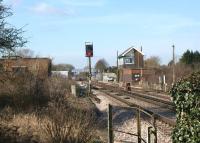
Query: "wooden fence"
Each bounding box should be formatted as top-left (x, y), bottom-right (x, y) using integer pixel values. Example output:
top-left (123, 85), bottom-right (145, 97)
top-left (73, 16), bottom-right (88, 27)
top-left (107, 104), bottom-right (157, 143)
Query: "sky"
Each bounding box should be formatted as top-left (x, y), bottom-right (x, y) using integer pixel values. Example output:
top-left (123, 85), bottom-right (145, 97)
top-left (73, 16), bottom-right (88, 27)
top-left (4, 0), bottom-right (200, 68)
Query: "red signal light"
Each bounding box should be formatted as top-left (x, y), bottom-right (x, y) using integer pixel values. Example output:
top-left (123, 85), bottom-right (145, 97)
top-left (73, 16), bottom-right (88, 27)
top-left (85, 44), bottom-right (93, 57)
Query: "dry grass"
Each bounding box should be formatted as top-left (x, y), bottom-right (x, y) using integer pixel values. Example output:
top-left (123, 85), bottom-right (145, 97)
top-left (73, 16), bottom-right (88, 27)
top-left (0, 101), bottom-right (98, 143)
top-left (40, 103), bottom-right (96, 143)
top-left (0, 72), bottom-right (49, 111)
top-left (0, 73), bottom-right (100, 143)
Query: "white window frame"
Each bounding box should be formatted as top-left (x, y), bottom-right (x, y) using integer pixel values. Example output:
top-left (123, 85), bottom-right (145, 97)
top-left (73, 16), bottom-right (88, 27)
top-left (124, 57), bottom-right (134, 64)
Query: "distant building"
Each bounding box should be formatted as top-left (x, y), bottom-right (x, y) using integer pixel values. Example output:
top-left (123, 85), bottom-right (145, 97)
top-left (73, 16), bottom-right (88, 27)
top-left (0, 56), bottom-right (51, 79)
top-left (103, 73), bottom-right (117, 82)
top-left (118, 46), bottom-right (145, 84)
top-left (118, 46), bottom-right (144, 69)
top-left (52, 71), bottom-right (70, 78)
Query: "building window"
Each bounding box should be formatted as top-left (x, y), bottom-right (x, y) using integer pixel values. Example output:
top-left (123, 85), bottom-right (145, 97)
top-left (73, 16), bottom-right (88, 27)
top-left (124, 57), bottom-right (133, 64)
top-left (132, 73), bottom-right (140, 81)
top-left (12, 66), bottom-right (28, 74)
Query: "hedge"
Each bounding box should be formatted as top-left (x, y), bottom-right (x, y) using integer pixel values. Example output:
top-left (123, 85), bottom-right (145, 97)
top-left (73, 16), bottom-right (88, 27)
top-left (171, 71), bottom-right (200, 143)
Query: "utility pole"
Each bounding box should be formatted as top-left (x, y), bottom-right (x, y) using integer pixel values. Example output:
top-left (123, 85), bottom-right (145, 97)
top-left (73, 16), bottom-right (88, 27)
top-left (117, 51), bottom-right (119, 83)
top-left (138, 51), bottom-right (140, 68)
top-left (172, 45), bottom-right (175, 85)
top-left (140, 46), bottom-right (143, 83)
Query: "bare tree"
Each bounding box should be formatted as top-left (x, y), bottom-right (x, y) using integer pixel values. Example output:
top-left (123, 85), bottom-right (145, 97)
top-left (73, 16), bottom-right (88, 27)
top-left (52, 64), bottom-right (75, 71)
top-left (144, 56), bottom-right (161, 68)
top-left (95, 59), bottom-right (109, 73)
top-left (15, 48), bottom-right (34, 58)
top-left (0, 1), bottom-right (27, 56)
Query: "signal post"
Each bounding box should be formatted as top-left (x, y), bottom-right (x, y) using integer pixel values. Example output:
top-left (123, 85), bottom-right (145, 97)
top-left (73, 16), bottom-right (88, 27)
top-left (85, 42), bottom-right (93, 95)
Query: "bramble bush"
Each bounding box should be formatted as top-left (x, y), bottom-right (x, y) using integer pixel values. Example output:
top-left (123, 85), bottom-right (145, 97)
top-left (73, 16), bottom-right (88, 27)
top-left (171, 71), bottom-right (200, 143)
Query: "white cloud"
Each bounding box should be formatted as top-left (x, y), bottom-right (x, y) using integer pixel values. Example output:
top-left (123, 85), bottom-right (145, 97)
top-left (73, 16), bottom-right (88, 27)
top-left (6, 0), bottom-right (22, 7)
top-left (30, 2), bottom-right (71, 16)
top-left (60, 0), bottom-right (105, 7)
top-left (47, 13), bottom-right (199, 25)
top-left (41, 12), bottom-right (200, 37)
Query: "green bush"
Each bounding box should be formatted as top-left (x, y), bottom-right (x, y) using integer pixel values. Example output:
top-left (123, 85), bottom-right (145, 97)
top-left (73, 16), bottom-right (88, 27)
top-left (171, 71), bottom-right (200, 143)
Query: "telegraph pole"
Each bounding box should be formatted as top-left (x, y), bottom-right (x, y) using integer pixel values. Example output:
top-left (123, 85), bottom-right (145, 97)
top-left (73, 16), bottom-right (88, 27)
top-left (117, 51), bottom-right (119, 83)
top-left (172, 45), bottom-right (175, 85)
top-left (140, 46), bottom-right (143, 83)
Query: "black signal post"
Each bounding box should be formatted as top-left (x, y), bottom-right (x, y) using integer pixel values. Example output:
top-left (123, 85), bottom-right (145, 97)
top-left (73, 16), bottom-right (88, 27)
top-left (85, 42), bottom-right (93, 95)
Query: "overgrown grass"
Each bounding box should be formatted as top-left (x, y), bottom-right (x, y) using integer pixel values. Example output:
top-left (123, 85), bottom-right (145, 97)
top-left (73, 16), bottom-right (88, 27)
top-left (0, 72), bottom-right (49, 111)
top-left (40, 102), bottom-right (96, 143)
top-left (0, 73), bottom-right (100, 143)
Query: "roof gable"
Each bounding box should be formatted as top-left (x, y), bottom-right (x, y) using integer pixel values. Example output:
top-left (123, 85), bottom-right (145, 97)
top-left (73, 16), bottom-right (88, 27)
top-left (118, 46), bottom-right (144, 58)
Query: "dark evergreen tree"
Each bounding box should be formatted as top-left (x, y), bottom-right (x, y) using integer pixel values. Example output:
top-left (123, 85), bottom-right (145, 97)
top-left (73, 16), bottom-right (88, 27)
top-left (180, 50), bottom-right (192, 64)
top-left (180, 50), bottom-right (200, 65)
top-left (193, 51), bottom-right (200, 63)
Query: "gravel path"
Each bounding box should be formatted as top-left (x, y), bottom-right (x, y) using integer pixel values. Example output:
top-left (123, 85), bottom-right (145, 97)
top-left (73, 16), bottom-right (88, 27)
top-left (114, 118), bottom-right (172, 143)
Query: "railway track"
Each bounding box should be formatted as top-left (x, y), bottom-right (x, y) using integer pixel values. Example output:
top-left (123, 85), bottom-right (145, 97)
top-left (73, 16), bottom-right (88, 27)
top-left (92, 81), bottom-right (174, 109)
top-left (92, 81), bottom-right (176, 127)
top-left (94, 81), bottom-right (172, 102)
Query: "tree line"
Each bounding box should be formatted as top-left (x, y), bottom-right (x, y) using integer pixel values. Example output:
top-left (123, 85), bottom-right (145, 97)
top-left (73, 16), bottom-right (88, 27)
top-left (180, 50), bottom-right (200, 65)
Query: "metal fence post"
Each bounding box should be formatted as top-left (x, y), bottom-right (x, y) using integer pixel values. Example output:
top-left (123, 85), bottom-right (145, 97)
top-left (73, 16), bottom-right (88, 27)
top-left (137, 107), bottom-right (141, 143)
top-left (108, 104), bottom-right (113, 143)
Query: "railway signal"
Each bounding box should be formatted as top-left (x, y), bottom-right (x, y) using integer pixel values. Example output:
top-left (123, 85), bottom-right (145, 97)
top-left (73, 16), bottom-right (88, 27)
top-left (85, 42), bottom-right (93, 95)
top-left (85, 43), bottom-right (93, 57)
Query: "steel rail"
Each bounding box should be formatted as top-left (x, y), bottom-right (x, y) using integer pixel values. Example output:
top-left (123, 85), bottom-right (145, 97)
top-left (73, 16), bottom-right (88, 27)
top-left (92, 81), bottom-right (175, 110)
top-left (92, 83), bottom-right (176, 127)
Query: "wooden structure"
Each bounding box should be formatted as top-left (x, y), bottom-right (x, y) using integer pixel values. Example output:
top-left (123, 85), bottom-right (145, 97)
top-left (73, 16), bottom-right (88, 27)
top-left (118, 47), bottom-right (145, 84)
top-left (0, 56), bottom-right (51, 78)
top-left (118, 46), bottom-right (144, 69)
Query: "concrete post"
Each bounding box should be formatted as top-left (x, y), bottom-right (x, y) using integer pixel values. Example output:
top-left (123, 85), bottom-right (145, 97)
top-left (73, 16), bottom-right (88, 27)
top-left (71, 85), bottom-right (76, 96)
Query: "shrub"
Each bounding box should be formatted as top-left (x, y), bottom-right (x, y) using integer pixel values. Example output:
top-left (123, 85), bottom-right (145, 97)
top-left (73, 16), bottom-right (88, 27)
top-left (0, 72), bottom-right (99, 143)
top-left (171, 71), bottom-right (200, 143)
top-left (40, 101), bottom-right (96, 143)
top-left (0, 72), bottom-right (49, 111)
top-left (47, 75), bottom-right (73, 101)
top-left (40, 76), bottom-right (97, 143)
